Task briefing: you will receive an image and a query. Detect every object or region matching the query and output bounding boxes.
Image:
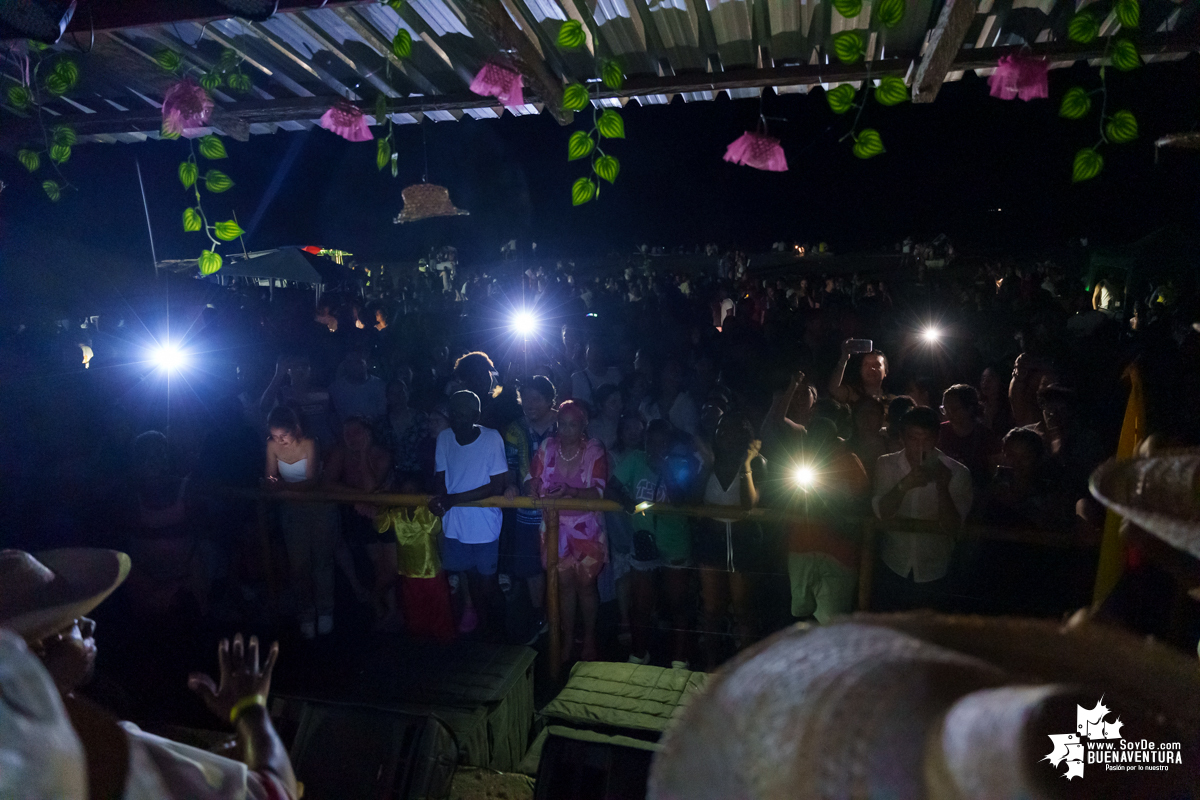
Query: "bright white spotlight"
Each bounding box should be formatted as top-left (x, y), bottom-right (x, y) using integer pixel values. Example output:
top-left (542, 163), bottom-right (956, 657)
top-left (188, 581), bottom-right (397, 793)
top-left (922, 326), bottom-right (942, 343)
top-left (793, 465), bottom-right (816, 489)
top-left (152, 343), bottom-right (188, 371)
top-left (511, 310), bottom-right (538, 338)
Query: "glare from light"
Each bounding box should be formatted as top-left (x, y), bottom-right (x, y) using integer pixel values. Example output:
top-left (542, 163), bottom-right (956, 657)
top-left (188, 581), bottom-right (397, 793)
top-left (922, 326), bottom-right (942, 343)
top-left (793, 465), bottom-right (816, 489)
top-left (511, 310), bottom-right (538, 338)
top-left (152, 343), bottom-right (188, 372)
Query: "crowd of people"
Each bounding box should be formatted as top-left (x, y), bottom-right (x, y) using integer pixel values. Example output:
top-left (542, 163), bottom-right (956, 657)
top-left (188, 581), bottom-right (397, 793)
top-left (3, 243), bottom-right (1199, 679)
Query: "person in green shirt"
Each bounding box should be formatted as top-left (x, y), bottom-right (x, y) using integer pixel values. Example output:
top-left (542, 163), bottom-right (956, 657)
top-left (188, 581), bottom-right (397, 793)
top-left (610, 420), bottom-right (695, 667)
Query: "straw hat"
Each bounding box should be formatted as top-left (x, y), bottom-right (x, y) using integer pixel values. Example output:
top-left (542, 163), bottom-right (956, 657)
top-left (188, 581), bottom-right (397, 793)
top-left (0, 550), bottom-right (131, 642)
top-left (1089, 450), bottom-right (1200, 559)
top-left (649, 613), bottom-right (1200, 800)
top-left (393, 183), bottom-right (470, 224)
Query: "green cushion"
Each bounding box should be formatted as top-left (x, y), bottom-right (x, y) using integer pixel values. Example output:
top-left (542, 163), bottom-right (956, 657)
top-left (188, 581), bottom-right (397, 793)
top-left (540, 662), bottom-right (708, 734)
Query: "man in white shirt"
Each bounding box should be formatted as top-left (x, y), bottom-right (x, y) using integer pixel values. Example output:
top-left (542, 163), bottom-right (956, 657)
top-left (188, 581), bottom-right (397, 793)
top-left (430, 391), bottom-right (509, 636)
top-left (872, 406), bottom-right (972, 611)
top-left (569, 339), bottom-right (621, 406)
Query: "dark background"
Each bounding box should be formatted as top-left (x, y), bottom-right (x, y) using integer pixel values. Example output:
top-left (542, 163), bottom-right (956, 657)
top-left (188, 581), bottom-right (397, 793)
top-left (2, 55), bottom-right (1198, 307)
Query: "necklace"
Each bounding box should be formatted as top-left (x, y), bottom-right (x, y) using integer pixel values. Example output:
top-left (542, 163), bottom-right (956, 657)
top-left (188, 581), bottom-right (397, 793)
top-left (558, 440), bottom-right (583, 462)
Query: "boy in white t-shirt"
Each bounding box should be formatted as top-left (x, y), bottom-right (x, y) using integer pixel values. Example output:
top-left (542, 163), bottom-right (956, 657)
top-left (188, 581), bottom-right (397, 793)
top-left (430, 390), bottom-right (508, 635)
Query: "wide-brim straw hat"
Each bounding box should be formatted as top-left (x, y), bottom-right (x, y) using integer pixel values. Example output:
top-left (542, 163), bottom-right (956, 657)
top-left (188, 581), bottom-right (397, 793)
top-left (1090, 450), bottom-right (1200, 559)
top-left (393, 183), bottom-right (469, 224)
top-left (0, 549), bottom-right (131, 642)
top-left (649, 613), bottom-right (1200, 800)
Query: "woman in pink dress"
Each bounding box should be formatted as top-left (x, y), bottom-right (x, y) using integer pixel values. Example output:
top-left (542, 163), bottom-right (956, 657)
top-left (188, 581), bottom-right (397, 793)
top-left (529, 400), bottom-right (608, 662)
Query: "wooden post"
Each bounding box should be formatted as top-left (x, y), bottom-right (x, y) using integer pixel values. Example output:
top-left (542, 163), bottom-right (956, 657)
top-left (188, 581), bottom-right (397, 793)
top-left (857, 517), bottom-right (877, 611)
top-left (257, 498), bottom-right (278, 614)
top-left (912, 0), bottom-right (977, 103)
top-left (545, 509), bottom-right (562, 681)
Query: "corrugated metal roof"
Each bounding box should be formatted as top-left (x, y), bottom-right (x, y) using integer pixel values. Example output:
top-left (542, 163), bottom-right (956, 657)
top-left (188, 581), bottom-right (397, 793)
top-left (1, 0), bottom-right (1196, 144)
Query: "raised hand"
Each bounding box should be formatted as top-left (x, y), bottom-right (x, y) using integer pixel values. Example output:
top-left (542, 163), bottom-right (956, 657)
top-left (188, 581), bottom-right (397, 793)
top-left (188, 633), bottom-right (279, 724)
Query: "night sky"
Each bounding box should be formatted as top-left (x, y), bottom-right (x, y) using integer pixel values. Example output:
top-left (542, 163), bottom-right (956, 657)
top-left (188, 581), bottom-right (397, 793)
top-left (2, 54), bottom-right (1199, 309)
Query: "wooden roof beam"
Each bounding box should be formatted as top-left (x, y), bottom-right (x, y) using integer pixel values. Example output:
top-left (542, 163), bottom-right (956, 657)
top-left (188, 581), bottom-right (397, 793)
top-left (912, 0), bottom-right (976, 104)
top-left (4, 32), bottom-right (1196, 143)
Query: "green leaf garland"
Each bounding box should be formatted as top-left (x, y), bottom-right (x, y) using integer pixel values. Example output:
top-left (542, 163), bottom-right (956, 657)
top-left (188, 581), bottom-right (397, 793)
top-left (601, 60), bottom-right (624, 90)
top-left (826, 84), bottom-right (857, 114)
top-left (876, 0), bottom-right (905, 28)
top-left (17, 149), bottom-right (40, 172)
top-left (7, 85), bottom-right (30, 109)
top-left (568, 130), bottom-right (594, 160)
top-left (52, 126), bottom-right (76, 147)
top-left (54, 60), bottom-right (79, 88)
top-left (852, 128), bottom-right (885, 159)
top-left (198, 135), bottom-right (227, 160)
top-left (214, 220), bottom-right (246, 241)
top-left (392, 29), bottom-right (412, 59)
top-left (45, 73), bottom-right (69, 95)
top-left (1067, 12), bottom-right (1098, 44)
top-left (183, 207), bottom-right (203, 232)
top-left (875, 76), bottom-right (908, 106)
top-left (571, 176), bottom-right (596, 205)
top-left (1059, 87), bottom-right (1091, 119)
top-left (204, 169), bottom-right (234, 193)
top-left (155, 50), bottom-right (182, 71)
top-left (832, 31), bottom-right (864, 65)
top-left (199, 250), bottom-right (223, 276)
top-left (1072, 148), bottom-right (1103, 182)
top-left (594, 154), bottom-right (620, 183)
top-left (1115, 0), bottom-right (1139, 29)
top-left (557, 20), bottom-right (585, 48)
top-left (1105, 109), bottom-right (1138, 143)
top-left (597, 109), bottom-right (625, 139)
top-left (1111, 38), bottom-right (1140, 71)
top-left (179, 161), bottom-right (198, 188)
top-left (832, 0), bottom-right (862, 18)
top-left (562, 84), bottom-right (589, 111)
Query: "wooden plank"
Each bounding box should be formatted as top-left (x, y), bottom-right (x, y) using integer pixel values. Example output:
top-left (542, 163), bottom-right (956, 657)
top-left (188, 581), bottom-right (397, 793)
top-left (912, 0), bottom-right (978, 103)
top-left (545, 510), bottom-right (562, 682)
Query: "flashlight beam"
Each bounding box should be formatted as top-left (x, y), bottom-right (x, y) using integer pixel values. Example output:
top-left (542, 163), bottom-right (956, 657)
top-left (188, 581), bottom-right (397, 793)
top-left (152, 343), bottom-right (188, 371)
top-left (511, 310), bottom-right (539, 337)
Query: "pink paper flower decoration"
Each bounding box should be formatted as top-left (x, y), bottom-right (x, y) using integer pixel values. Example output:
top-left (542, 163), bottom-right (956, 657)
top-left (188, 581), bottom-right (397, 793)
top-left (723, 131), bottom-right (787, 172)
top-left (469, 62), bottom-right (524, 106)
top-left (319, 100), bottom-right (373, 142)
top-left (162, 78), bottom-right (214, 138)
top-left (988, 54), bottom-right (1049, 101)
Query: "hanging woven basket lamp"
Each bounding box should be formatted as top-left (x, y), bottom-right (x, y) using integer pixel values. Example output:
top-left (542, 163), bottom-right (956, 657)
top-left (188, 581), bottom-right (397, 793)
top-left (393, 182), bottom-right (470, 224)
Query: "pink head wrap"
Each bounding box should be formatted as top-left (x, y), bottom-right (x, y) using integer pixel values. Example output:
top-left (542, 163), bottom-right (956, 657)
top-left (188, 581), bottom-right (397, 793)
top-left (557, 399), bottom-right (588, 427)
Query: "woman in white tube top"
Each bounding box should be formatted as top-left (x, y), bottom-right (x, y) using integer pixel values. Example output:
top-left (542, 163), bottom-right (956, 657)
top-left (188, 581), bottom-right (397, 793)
top-left (265, 405), bottom-right (336, 640)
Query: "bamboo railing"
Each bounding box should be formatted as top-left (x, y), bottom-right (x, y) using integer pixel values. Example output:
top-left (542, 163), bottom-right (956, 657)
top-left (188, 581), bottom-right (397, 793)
top-left (223, 487), bottom-right (1085, 680)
